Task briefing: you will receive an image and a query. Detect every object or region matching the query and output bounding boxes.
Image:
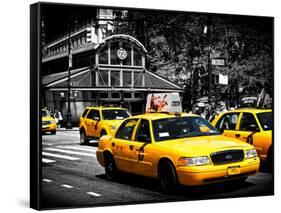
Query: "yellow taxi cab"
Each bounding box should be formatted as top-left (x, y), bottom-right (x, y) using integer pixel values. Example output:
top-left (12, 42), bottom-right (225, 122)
top-left (96, 93), bottom-right (260, 193)
top-left (79, 106), bottom-right (131, 144)
top-left (211, 108), bottom-right (272, 165)
top-left (42, 109), bottom-right (57, 134)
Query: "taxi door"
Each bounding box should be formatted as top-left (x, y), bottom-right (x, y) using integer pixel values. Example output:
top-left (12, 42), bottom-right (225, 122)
top-left (111, 118), bottom-right (139, 173)
top-left (85, 109), bottom-right (100, 137)
top-left (128, 119), bottom-right (154, 177)
top-left (235, 112), bottom-right (263, 155)
top-left (214, 112), bottom-right (241, 138)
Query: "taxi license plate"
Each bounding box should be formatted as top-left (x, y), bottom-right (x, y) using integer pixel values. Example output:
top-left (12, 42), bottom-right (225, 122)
top-left (42, 125), bottom-right (47, 129)
top-left (227, 167), bottom-right (240, 176)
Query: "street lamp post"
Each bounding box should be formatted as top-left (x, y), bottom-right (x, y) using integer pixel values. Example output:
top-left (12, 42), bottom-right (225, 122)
top-left (66, 18), bottom-right (73, 129)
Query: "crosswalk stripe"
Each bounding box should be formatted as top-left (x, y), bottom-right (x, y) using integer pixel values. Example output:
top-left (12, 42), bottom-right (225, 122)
top-left (42, 152), bottom-right (80, 160)
top-left (42, 158), bottom-right (56, 163)
top-left (61, 184), bottom-right (74, 189)
top-left (42, 143), bottom-right (52, 146)
top-left (44, 148), bottom-right (95, 157)
top-left (57, 145), bottom-right (97, 152)
top-left (43, 179), bottom-right (53, 183)
top-left (87, 192), bottom-right (101, 197)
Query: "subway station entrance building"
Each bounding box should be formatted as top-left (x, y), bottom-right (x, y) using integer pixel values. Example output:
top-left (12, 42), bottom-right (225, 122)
top-left (42, 34), bottom-right (183, 124)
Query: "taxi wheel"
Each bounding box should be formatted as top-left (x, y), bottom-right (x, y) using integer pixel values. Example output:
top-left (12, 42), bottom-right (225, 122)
top-left (80, 130), bottom-right (89, 144)
top-left (51, 131), bottom-right (56, 135)
top-left (100, 130), bottom-right (107, 138)
top-left (159, 161), bottom-right (179, 194)
top-left (266, 146), bottom-right (273, 173)
top-left (104, 154), bottom-right (118, 181)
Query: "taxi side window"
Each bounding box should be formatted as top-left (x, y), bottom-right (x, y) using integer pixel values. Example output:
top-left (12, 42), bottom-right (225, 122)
top-left (115, 119), bottom-right (138, 140)
top-left (216, 113), bottom-right (239, 131)
top-left (81, 109), bottom-right (89, 118)
top-left (135, 119), bottom-right (151, 143)
top-left (87, 110), bottom-right (100, 121)
top-left (239, 113), bottom-right (260, 132)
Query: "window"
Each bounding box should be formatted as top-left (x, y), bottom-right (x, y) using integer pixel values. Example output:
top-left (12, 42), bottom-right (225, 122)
top-left (81, 109), bottom-right (89, 118)
top-left (123, 71), bottom-right (132, 86)
top-left (122, 43), bottom-right (131, 65)
top-left (134, 72), bottom-right (143, 87)
top-left (111, 92), bottom-right (120, 99)
top-left (135, 119), bottom-right (151, 143)
top-left (97, 70), bottom-right (109, 86)
top-left (134, 92), bottom-right (143, 99)
top-left (133, 48), bottom-right (142, 66)
top-left (111, 71), bottom-right (120, 86)
top-left (123, 92), bottom-right (132, 99)
top-left (115, 119), bottom-right (138, 140)
top-left (102, 109), bottom-right (130, 120)
top-left (86, 110), bottom-right (100, 120)
top-left (99, 92), bottom-right (109, 99)
top-left (239, 113), bottom-right (260, 132)
top-left (257, 112), bottom-right (272, 131)
top-left (215, 113), bottom-right (239, 131)
top-left (99, 46), bottom-right (109, 64)
top-left (110, 42), bottom-right (120, 65)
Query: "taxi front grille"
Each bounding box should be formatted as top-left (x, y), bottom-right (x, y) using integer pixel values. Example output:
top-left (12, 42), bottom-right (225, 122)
top-left (210, 150), bottom-right (244, 165)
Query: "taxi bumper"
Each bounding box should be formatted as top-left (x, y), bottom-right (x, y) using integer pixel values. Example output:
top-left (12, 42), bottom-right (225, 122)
top-left (176, 157), bottom-right (260, 186)
top-left (42, 123), bottom-right (57, 132)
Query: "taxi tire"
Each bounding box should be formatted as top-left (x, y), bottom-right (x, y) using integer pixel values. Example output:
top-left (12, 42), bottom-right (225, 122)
top-left (104, 154), bottom-right (118, 181)
top-left (100, 130), bottom-right (107, 138)
top-left (266, 146), bottom-right (273, 173)
top-left (159, 161), bottom-right (179, 194)
top-left (51, 131), bottom-right (56, 135)
top-left (80, 130), bottom-right (89, 145)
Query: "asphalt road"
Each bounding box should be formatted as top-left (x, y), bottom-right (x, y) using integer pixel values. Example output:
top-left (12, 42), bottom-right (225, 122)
top-left (41, 130), bottom-right (274, 209)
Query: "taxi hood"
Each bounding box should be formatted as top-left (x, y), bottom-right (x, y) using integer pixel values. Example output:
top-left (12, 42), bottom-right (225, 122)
top-left (159, 135), bottom-right (252, 156)
top-left (102, 119), bottom-right (124, 127)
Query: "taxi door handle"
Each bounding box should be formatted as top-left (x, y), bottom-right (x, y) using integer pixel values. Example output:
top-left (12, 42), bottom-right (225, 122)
top-left (129, 145), bottom-right (134, 150)
top-left (235, 134), bottom-right (240, 138)
top-left (111, 142), bottom-right (115, 147)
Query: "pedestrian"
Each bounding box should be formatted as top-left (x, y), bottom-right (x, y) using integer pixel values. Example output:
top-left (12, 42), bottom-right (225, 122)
top-left (54, 110), bottom-right (63, 129)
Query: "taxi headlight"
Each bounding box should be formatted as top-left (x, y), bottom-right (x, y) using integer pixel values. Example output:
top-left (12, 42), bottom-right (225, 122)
top-left (245, 149), bottom-right (257, 159)
top-left (178, 156), bottom-right (210, 166)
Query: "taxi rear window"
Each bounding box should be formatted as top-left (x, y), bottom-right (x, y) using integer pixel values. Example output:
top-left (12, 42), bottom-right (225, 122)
top-left (152, 116), bottom-right (219, 142)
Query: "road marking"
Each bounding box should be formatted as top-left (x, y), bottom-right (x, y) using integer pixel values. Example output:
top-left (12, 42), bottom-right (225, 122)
top-left (43, 179), bottom-right (53, 183)
top-left (61, 184), bottom-right (74, 189)
top-left (87, 192), bottom-right (101, 197)
top-left (42, 158), bottom-right (56, 163)
top-left (42, 152), bottom-right (80, 161)
top-left (42, 143), bottom-right (53, 146)
top-left (44, 148), bottom-right (95, 157)
top-left (57, 145), bottom-right (97, 152)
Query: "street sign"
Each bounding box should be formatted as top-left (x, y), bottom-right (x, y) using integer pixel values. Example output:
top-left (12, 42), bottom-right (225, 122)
top-left (211, 58), bottom-right (225, 66)
top-left (218, 74), bottom-right (228, 85)
top-left (210, 52), bottom-right (221, 59)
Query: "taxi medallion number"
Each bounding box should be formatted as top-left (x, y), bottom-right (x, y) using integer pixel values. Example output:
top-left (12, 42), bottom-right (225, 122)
top-left (227, 167), bottom-right (240, 176)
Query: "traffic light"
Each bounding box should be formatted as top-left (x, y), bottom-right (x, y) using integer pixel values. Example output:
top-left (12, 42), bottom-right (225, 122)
top-left (86, 27), bottom-right (97, 43)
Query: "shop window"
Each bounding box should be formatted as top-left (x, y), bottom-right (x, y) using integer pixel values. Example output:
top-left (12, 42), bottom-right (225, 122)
top-left (133, 48), bottom-right (142, 66)
top-left (99, 92), bottom-right (109, 99)
top-left (123, 92), bottom-right (132, 99)
top-left (111, 93), bottom-right (121, 99)
top-left (134, 92), bottom-right (143, 99)
top-left (99, 46), bottom-right (109, 64)
top-left (123, 71), bottom-right (132, 86)
top-left (97, 70), bottom-right (109, 86)
top-left (111, 71), bottom-right (120, 86)
top-left (134, 72), bottom-right (143, 87)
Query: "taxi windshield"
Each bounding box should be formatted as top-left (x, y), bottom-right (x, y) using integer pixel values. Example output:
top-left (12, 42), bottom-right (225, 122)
top-left (42, 110), bottom-right (49, 117)
top-left (102, 109), bottom-right (130, 120)
top-left (152, 116), bottom-right (219, 142)
top-left (257, 112), bottom-right (272, 131)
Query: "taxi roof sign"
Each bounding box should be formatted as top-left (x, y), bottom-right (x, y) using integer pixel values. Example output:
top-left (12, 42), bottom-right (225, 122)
top-left (145, 93), bottom-right (182, 113)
